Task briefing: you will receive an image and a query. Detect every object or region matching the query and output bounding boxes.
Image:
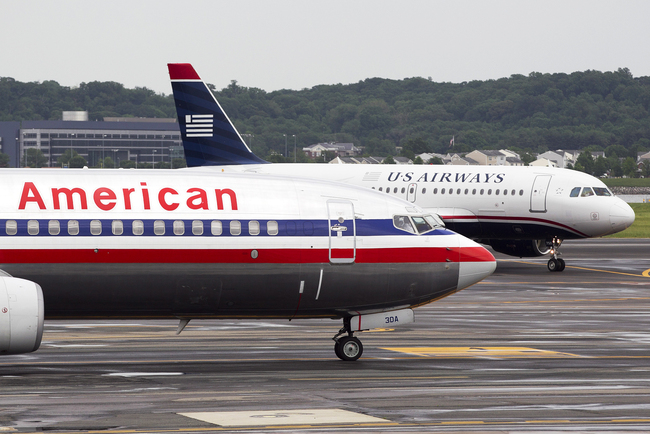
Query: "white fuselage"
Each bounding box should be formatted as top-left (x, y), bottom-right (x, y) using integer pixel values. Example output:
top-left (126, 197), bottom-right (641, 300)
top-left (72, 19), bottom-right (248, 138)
top-left (0, 168), bottom-right (495, 320)
top-left (215, 164), bottom-right (635, 241)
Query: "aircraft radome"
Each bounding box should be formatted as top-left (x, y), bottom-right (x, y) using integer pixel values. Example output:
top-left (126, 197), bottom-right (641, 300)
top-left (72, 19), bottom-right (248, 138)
top-left (168, 63), bottom-right (635, 272)
top-left (0, 168), bottom-right (495, 360)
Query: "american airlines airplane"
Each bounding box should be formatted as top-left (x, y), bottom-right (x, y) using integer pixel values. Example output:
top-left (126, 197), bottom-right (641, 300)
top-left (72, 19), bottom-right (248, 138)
top-left (0, 168), bottom-right (495, 361)
top-left (168, 63), bottom-right (635, 272)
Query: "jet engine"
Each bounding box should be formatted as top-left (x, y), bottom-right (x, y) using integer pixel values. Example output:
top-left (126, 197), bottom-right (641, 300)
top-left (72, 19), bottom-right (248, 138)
top-left (488, 239), bottom-right (551, 258)
top-left (0, 275), bottom-right (45, 355)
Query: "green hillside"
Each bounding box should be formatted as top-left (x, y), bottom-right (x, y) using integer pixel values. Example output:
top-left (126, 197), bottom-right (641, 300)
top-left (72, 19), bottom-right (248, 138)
top-left (2, 68), bottom-right (650, 162)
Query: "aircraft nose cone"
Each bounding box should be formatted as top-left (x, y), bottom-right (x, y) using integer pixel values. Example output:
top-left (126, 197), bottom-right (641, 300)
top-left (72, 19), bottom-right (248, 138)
top-left (457, 240), bottom-right (497, 290)
top-left (610, 201), bottom-right (635, 233)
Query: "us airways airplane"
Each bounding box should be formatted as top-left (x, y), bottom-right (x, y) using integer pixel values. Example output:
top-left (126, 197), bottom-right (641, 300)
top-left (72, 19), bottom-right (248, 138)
top-left (0, 168), bottom-right (495, 361)
top-left (168, 63), bottom-right (635, 272)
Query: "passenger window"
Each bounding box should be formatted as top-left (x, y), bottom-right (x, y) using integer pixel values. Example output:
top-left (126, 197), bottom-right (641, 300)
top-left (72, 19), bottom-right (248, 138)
top-left (570, 187), bottom-right (581, 197)
top-left (519, 190), bottom-right (524, 196)
top-left (495, 189), bottom-right (500, 195)
top-left (249, 220), bottom-right (260, 235)
top-left (393, 215), bottom-right (415, 234)
top-left (401, 187), bottom-right (405, 194)
top-left (173, 220), bottom-right (185, 235)
top-left (132, 220), bottom-right (144, 236)
top-left (441, 188), bottom-right (446, 194)
top-left (457, 188), bottom-right (461, 194)
top-left (581, 187), bottom-right (595, 197)
top-left (464, 189), bottom-right (468, 195)
top-left (472, 189), bottom-right (476, 195)
top-left (503, 189), bottom-right (508, 196)
top-left (28, 220), bottom-right (39, 235)
top-left (154, 220), bottom-right (165, 235)
top-left (378, 187), bottom-right (383, 192)
top-left (480, 189), bottom-right (485, 195)
top-left (68, 220), bottom-right (80, 236)
top-left (112, 220), bottom-right (123, 235)
top-left (267, 220), bottom-right (278, 236)
top-left (422, 188), bottom-right (427, 194)
top-left (487, 189), bottom-right (492, 195)
top-left (211, 220), bottom-right (222, 235)
top-left (90, 220), bottom-right (102, 235)
top-left (449, 188), bottom-right (453, 194)
top-left (393, 187), bottom-right (398, 193)
top-left (192, 220), bottom-right (203, 235)
top-left (48, 220), bottom-right (60, 236)
top-left (230, 220), bottom-right (241, 236)
top-left (5, 220), bottom-right (17, 236)
top-left (433, 188), bottom-right (438, 194)
top-left (511, 189), bottom-right (515, 196)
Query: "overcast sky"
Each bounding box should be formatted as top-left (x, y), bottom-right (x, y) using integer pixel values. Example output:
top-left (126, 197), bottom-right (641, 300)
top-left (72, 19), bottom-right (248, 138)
top-left (2, 0), bottom-right (650, 95)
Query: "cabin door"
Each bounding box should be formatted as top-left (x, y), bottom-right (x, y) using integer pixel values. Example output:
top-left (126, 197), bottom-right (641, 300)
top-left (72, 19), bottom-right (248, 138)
top-left (530, 175), bottom-right (552, 212)
top-left (327, 199), bottom-right (356, 264)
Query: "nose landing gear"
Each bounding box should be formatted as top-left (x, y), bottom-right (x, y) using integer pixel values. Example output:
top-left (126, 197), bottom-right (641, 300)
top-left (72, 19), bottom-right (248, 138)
top-left (333, 318), bottom-right (363, 361)
top-left (547, 237), bottom-right (566, 272)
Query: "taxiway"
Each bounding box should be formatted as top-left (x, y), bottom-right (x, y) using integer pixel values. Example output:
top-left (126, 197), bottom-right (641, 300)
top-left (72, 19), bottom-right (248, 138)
top-left (1, 239), bottom-right (649, 433)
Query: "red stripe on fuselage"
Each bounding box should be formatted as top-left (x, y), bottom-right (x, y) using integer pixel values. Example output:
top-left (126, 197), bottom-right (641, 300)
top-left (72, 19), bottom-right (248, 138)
top-left (459, 246), bottom-right (496, 263)
top-left (0, 247), bottom-right (494, 264)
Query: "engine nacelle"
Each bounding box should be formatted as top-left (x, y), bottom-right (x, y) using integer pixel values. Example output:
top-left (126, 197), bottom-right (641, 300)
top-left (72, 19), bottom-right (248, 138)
top-left (488, 239), bottom-right (551, 258)
top-left (0, 276), bottom-right (45, 355)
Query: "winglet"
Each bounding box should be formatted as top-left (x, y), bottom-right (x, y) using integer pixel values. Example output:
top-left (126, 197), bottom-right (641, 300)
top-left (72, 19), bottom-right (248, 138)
top-left (167, 63), bottom-right (267, 166)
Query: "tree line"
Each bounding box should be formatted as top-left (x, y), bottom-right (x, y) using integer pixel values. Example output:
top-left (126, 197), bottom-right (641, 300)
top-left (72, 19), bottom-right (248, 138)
top-left (2, 67), bottom-right (650, 171)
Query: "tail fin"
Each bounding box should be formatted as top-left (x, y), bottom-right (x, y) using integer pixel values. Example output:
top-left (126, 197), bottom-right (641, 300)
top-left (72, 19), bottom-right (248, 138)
top-left (167, 63), bottom-right (267, 166)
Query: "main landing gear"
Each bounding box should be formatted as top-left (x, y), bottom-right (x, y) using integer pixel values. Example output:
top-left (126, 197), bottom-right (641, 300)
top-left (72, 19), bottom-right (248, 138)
top-left (547, 237), bottom-right (566, 272)
top-left (333, 318), bottom-right (363, 361)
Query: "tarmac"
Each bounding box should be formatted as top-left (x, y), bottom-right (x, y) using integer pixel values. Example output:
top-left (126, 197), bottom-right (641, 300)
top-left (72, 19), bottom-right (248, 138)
top-left (1, 238), bottom-right (650, 433)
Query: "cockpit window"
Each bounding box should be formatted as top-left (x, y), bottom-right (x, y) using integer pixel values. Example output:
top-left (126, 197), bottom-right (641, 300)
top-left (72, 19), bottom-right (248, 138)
top-left (424, 214), bottom-right (445, 229)
top-left (581, 187), bottom-right (595, 197)
top-left (412, 216), bottom-right (433, 233)
top-left (593, 187), bottom-right (612, 197)
top-left (570, 187), bottom-right (581, 197)
top-left (393, 215), bottom-right (416, 234)
top-left (394, 214), bottom-right (444, 234)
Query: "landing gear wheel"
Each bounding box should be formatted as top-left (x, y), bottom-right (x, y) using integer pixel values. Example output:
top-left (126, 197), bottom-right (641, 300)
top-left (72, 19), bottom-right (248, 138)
top-left (547, 237), bottom-right (565, 272)
top-left (334, 342), bottom-right (342, 359)
top-left (335, 336), bottom-right (363, 361)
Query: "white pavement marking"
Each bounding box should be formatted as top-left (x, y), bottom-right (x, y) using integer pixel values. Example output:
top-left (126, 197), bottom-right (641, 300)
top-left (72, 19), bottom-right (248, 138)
top-left (179, 409), bottom-right (390, 427)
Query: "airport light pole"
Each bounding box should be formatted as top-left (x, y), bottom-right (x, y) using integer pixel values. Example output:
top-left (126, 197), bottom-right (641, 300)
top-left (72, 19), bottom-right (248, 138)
top-left (153, 149), bottom-right (157, 169)
top-left (283, 134), bottom-right (287, 159)
top-left (102, 134), bottom-right (106, 168)
top-left (112, 149), bottom-right (118, 168)
top-left (293, 134), bottom-right (296, 163)
top-left (70, 133), bottom-right (75, 167)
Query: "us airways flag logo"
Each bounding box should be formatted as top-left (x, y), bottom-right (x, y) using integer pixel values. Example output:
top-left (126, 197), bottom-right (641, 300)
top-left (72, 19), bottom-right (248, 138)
top-left (185, 114), bottom-right (213, 137)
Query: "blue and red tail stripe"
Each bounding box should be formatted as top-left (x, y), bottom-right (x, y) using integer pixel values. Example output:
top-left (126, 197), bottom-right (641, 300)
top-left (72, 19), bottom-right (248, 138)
top-left (168, 63), bottom-right (267, 166)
